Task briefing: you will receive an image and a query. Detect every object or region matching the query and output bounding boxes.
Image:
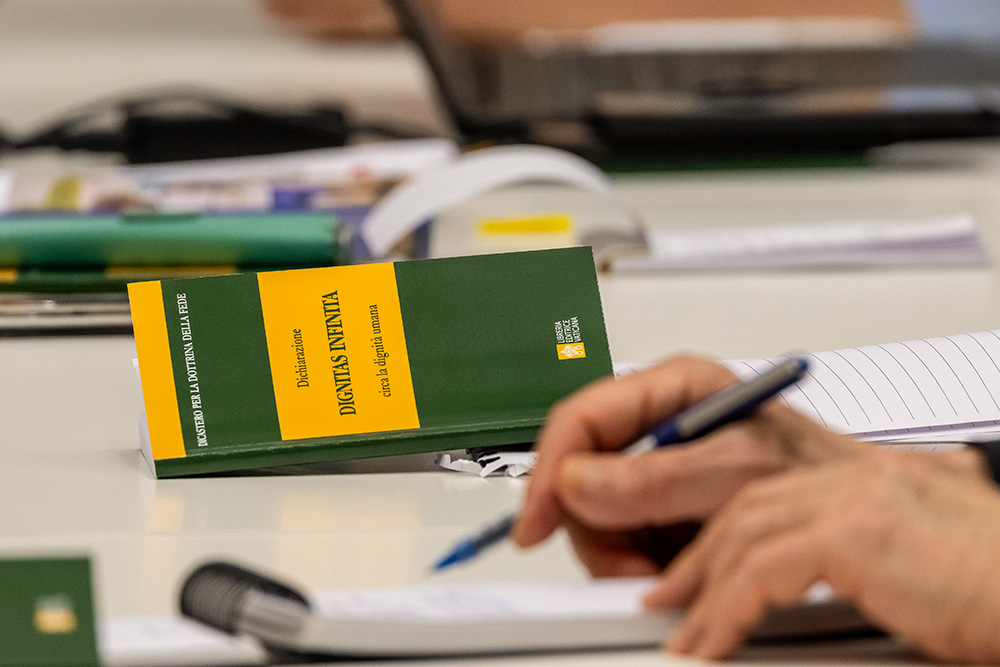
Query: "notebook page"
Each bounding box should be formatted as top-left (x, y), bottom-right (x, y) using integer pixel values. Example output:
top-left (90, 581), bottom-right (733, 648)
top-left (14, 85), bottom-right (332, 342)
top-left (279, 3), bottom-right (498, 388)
top-left (312, 578), bottom-right (653, 620)
top-left (100, 616), bottom-right (266, 667)
top-left (611, 214), bottom-right (987, 270)
top-left (297, 578), bottom-right (682, 656)
top-left (730, 330), bottom-right (1000, 437)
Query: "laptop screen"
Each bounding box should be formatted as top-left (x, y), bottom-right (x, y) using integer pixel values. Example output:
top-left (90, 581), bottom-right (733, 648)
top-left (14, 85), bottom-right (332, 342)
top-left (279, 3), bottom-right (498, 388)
top-left (390, 0), bottom-right (1000, 158)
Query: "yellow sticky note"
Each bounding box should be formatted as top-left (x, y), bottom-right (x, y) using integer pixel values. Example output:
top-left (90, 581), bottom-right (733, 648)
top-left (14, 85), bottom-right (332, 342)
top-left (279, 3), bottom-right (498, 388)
top-left (478, 213), bottom-right (573, 236)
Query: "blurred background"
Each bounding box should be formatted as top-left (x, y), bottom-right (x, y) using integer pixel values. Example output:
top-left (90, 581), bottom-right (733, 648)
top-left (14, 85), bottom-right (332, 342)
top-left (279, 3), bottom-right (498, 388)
top-left (0, 0), bottom-right (444, 143)
top-left (5, 0), bottom-right (1000, 162)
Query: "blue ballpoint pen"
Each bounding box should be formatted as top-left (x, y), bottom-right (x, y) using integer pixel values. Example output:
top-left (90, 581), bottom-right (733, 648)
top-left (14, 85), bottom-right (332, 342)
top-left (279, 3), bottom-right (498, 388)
top-left (431, 356), bottom-right (809, 572)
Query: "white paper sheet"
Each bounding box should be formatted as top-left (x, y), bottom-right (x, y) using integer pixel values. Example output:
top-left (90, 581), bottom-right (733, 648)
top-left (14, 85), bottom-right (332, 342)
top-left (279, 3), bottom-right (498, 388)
top-left (312, 578), bottom-right (655, 621)
top-left (608, 214), bottom-right (988, 271)
top-left (100, 616), bottom-right (266, 667)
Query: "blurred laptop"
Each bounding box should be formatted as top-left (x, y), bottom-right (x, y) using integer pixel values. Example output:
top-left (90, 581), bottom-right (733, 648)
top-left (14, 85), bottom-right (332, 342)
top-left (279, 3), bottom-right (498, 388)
top-left (388, 0), bottom-right (1000, 160)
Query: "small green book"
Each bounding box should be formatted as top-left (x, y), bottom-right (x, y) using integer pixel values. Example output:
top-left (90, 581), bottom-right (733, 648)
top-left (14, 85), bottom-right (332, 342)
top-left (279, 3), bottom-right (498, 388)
top-left (129, 248), bottom-right (612, 477)
top-left (0, 557), bottom-right (99, 667)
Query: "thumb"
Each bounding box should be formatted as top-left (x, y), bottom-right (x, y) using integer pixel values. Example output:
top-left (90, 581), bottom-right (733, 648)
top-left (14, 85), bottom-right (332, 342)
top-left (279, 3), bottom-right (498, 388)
top-left (557, 452), bottom-right (691, 530)
top-left (556, 440), bottom-right (768, 529)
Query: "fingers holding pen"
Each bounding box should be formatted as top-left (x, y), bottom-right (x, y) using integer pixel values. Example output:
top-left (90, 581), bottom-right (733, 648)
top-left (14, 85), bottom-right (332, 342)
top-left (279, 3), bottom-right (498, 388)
top-left (554, 433), bottom-right (783, 530)
top-left (552, 401), bottom-right (859, 534)
top-left (513, 356), bottom-right (739, 548)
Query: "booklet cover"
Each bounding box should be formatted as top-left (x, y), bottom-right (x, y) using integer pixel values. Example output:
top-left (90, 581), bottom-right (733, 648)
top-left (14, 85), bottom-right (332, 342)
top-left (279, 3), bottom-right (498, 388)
top-left (0, 557), bottom-right (100, 667)
top-left (129, 247), bottom-right (612, 477)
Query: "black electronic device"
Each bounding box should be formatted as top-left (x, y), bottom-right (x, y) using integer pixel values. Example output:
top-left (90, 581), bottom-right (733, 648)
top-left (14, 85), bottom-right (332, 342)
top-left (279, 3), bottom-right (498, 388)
top-left (388, 0), bottom-right (1000, 162)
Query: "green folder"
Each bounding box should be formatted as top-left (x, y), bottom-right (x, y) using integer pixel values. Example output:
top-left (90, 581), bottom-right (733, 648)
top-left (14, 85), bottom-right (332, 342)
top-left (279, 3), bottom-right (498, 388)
top-left (0, 211), bottom-right (346, 267)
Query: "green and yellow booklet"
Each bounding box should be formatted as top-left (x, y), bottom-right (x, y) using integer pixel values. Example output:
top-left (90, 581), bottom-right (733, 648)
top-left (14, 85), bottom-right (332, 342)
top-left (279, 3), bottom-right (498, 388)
top-left (129, 248), bottom-right (612, 478)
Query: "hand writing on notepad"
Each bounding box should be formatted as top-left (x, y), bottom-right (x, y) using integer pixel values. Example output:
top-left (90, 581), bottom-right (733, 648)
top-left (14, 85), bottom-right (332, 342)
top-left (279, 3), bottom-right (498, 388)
top-left (513, 355), bottom-right (869, 572)
top-left (516, 355), bottom-right (1000, 662)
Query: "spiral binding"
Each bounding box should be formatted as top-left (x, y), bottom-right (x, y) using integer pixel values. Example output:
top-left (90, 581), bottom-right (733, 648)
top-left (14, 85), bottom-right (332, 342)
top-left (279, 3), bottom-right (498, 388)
top-left (179, 561), bottom-right (309, 635)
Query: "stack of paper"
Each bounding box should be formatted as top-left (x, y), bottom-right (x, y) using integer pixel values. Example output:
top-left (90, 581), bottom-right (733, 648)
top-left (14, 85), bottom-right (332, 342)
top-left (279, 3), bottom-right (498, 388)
top-left (592, 214), bottom-right (989, 271)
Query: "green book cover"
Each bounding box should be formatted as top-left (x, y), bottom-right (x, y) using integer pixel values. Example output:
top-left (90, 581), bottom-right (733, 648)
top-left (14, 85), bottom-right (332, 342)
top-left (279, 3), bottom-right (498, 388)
top-left (129, 248), bottom-right (612, 478)
top-left (0, 557), bottom-right (99, 667)
top-left (0, 211), bottom-right (346, 267)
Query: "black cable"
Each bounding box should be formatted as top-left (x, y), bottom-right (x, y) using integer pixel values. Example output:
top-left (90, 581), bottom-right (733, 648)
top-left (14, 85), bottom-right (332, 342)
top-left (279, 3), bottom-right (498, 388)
top-left (0, 86), bottom-right (442, 163)
top-left (10, 86), bottom-right (283, 146)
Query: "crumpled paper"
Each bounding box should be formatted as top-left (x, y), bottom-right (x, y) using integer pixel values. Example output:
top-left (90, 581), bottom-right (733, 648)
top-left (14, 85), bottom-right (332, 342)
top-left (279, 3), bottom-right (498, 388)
top-left (436, 451), bottom-right (537, 477)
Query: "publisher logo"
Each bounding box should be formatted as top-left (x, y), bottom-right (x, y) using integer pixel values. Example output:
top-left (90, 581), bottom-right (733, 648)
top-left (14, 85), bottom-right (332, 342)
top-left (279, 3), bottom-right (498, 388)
top-left (33, 595), bottom-right (77, 634)
top-left (554, 317), bottom-right (585, 360)
top-left (557, 343), bottom-right (586, 360)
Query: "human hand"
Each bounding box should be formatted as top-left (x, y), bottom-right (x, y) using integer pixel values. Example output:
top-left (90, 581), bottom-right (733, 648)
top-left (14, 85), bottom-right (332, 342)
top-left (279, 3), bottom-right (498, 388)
top-left (512, 355), bottom-right (868, 576)
top-left (648, 448), bottom-right (1000, 663)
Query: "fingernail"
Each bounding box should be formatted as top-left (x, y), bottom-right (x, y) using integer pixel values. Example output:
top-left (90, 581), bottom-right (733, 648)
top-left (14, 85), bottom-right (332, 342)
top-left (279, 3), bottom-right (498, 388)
top-left (560, 458), bottom-right (602, 500)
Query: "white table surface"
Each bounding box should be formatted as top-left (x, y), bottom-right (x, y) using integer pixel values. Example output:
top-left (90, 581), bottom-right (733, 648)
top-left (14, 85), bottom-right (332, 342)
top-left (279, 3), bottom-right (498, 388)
top-left (1, 1), bottom-right (995, 664)
top-left (3, 158), bottom-right (990, 666)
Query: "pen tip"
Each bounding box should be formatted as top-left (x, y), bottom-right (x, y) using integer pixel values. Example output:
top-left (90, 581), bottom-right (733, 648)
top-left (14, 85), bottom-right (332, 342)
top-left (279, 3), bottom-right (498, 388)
top-left (431, 541), bottom-right (476, 573)
top-left (431, 555), bottom-right (459, 573)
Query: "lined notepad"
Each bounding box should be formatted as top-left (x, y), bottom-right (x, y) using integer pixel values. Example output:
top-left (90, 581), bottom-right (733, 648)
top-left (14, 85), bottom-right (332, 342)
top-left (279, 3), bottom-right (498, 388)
top-left (731, 330), bottom-right (1000, 447)
top-left (612, 330), bottom-right (1000, 451)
